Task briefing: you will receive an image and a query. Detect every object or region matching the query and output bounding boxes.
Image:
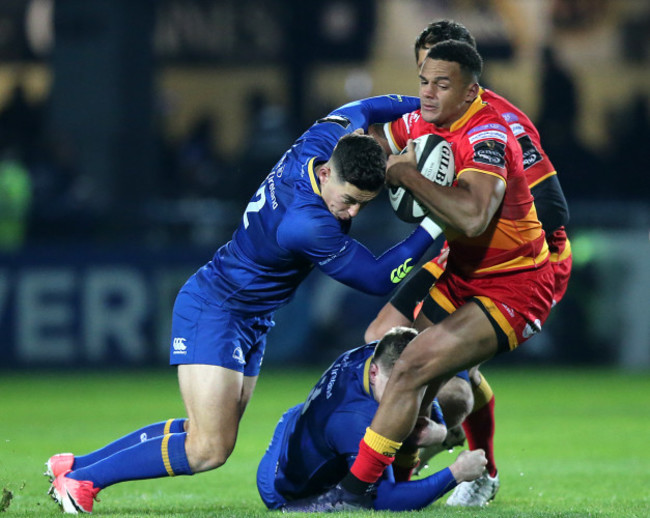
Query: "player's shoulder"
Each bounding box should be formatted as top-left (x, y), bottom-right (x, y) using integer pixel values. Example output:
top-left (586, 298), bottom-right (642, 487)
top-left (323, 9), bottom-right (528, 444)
top-left (277, 191), bottom-right (339, 249)
top-left (462, 104), bottom-right (511, 142)
top-left (393, 109), bottom-right (426, 133)
top-left (481, 88), bottom-right (540, 135)
top-left (481, 88), bottom-right (521, 114)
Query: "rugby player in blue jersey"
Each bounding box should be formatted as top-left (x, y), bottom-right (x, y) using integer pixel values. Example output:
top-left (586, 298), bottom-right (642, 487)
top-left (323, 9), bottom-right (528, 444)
top-left (46, 95), bottom-right (446, 514)
top-left (257, 327), bottom-right (487, 511)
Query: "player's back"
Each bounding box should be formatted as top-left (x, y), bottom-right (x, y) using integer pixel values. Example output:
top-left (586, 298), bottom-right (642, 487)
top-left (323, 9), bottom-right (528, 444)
top-left (193, 122), bottom-right (348, 314)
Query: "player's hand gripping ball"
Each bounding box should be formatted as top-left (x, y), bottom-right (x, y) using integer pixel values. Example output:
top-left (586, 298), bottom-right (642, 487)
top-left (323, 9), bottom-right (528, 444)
top-left (388, 134), bottom-right (455, 223)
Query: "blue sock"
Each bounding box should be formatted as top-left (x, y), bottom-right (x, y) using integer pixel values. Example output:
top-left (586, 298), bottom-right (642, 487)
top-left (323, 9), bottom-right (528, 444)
top-left (68, 432), bottom-right (192, 489)
top-left (73, 419), bottom-right (186, 470)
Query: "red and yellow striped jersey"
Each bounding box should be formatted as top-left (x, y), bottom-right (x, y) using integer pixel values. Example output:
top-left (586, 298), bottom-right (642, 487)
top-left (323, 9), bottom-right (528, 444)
top-left (386, 95), bottom-right (549, 278)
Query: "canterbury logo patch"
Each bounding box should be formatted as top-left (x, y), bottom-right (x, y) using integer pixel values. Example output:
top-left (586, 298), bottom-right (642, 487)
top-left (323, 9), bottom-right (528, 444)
top-left (390, 259), bottom-right (413, 283)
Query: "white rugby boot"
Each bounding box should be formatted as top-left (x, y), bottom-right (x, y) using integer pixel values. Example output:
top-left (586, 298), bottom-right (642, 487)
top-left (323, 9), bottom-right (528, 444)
top-left (446, 470), bottom-right (500, 507)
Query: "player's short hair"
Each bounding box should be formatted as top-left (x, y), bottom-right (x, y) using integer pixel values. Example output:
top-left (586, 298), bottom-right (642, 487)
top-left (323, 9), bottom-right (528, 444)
top-left (372, 326), bottom-right (418, 372)
top-left (330, 133), bottom-right (386, 192)
top-left (426, 40), bottom-right (483, 85)
top-left (414, 20), bottom-right (476, 62)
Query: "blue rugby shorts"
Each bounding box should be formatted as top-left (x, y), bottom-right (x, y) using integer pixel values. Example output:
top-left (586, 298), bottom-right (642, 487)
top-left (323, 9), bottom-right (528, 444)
top-left (169, 279), bottom-right (274, 377)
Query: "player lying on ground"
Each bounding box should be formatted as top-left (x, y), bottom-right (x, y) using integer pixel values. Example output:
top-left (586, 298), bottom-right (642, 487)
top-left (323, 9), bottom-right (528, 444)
top-left (257, 327), bottom-right (486, 512)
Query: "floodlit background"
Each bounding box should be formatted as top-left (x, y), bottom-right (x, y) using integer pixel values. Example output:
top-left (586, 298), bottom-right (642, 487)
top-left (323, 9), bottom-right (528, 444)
top-left (0, 0), bottom-right (648, 371)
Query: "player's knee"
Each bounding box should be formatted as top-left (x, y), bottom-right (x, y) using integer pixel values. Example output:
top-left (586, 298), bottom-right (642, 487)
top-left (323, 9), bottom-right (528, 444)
top-left (468, 366), bottom-right (482, 387)
top-left (185, 432), bottom-right (235, 472)
top-left (437, 378), bottom-right (474, 428)
top-left (364, 319), bottom-right (385, 343)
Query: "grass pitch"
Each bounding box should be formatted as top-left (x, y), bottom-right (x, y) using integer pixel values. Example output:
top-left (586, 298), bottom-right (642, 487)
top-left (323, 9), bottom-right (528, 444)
top-left (1, 367), bottom-right (648, 517)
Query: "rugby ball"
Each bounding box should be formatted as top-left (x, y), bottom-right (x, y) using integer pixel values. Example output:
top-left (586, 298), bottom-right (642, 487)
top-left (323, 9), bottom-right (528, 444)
top-left (388, 134), bottom-right (455, 223)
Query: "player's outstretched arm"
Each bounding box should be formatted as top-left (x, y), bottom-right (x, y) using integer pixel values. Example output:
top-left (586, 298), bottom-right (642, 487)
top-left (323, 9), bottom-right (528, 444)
top-left (317, 220), bottom-right (440, 296)
top-left (372, 449), bottom-right (487, 511)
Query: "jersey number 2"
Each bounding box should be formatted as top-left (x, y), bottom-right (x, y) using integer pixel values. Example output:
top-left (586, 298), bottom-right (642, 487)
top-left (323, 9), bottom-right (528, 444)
top-left (243, 185), bottom-right (266, 229)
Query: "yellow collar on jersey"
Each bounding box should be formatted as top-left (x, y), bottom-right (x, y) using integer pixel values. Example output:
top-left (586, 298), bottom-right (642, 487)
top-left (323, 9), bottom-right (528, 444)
top-left (450, 93), bottom-right (487, 132)
top-left (307, 157), bottom-right (321, 196)
top-left (363, 355), bottom-right (373, 396)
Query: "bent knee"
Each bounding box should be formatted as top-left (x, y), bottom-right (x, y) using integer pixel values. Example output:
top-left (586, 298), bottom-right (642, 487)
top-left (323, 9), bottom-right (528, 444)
top-left (185, 433), bottom-right (235, 473)
top-left (437, 378), bottom-right (474, 428)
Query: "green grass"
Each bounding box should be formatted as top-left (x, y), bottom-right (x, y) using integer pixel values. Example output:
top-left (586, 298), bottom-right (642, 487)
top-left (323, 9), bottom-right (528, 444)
top-left (1, 367), bottom-right (649, 517)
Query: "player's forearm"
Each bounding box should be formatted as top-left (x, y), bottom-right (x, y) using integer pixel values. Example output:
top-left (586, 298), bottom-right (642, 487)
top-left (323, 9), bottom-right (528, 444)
top-left (530, 174), bottom-right (569, 233)
top-left (333, 95), bottom-right (420, 132)
top-left (391, 165), bottom-right (491, 237)
top-left (373, 467), bottom-right (457, 511)
top-left (321, 225), bottom-right (434, 296)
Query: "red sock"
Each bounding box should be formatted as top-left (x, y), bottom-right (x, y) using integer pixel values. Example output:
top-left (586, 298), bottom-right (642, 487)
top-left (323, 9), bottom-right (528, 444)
top-left (349, 439), bottom-right (396, 484)
top-left (462, 395), bottom-right (497, 476)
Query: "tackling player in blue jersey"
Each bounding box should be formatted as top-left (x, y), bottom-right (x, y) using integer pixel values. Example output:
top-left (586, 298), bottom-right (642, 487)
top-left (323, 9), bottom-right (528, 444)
top-left (46, 95), bottom-right (445, 514)
top-left (259, 327), bottom-right (487, 512)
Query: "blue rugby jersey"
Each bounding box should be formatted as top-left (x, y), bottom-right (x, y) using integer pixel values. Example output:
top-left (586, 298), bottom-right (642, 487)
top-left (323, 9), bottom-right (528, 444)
top-left (260, 345), bottom-right (460, 510)
top-left (274, 344), bottom-right (378, 499)
top-left (193, 95), bottom-right (434, 314)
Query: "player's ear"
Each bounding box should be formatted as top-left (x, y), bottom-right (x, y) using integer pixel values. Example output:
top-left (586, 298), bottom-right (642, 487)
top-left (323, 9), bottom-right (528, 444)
top-left (368, 362), bottom-right (378, 384)
top-left (318, 164), bottom-right (332, 184)
top-left (466, 82), bottom-right (480, 102)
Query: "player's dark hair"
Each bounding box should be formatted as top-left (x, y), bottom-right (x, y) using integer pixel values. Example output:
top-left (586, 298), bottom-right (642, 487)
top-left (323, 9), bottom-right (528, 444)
top-left (426, 40), bottom-right (483, 85)
top-left (372, 326), bottom-right (418, 371)
top-left (330, 133), bottom-right (386, 192)
top-left (414, 20), bottom-right (476, 62)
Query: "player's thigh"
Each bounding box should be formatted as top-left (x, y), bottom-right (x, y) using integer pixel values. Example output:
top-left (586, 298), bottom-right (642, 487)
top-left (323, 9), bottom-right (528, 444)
top-left (409, 301), bottom-right (499, 379)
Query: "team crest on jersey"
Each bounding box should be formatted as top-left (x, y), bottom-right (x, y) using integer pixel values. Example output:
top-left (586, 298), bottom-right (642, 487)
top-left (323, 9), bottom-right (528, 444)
top-left (316, 115), bottom-right (351, 128)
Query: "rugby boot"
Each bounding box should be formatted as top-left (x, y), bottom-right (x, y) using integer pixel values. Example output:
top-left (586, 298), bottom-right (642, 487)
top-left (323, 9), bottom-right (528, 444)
top-left (446, 470), bottom-right (499, 507)
top-left (49, 471), bottom-right (100, 514)
top-left (45, 453), bottom-right (74, 481)
top-left (282, 483), bottom-right (373, 513)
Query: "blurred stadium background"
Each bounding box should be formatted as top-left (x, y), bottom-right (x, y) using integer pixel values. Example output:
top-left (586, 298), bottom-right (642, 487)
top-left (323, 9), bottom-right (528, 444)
top-left (0, 0), bottom-right (648, 372)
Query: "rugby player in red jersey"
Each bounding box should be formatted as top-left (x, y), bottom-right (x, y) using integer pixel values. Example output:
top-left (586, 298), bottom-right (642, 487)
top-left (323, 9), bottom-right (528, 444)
top-left (284, 38), bottom-right (555, 513)
top-left (364, 20), bottom-right (571, 507)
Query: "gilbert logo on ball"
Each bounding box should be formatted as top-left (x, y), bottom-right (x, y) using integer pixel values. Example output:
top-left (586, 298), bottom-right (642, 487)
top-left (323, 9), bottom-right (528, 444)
top-left (389, 134), bottom-right (455, 223)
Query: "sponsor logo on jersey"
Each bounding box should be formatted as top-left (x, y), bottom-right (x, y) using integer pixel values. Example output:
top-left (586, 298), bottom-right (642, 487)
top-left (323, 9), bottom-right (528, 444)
top-left (316, 115), bottom-right (351, 128)
top-left (509, 122), bottom-right (525, 137)
top-left (390, 258), bottom-right (414, 283)
top-left (472, 140), bottom-right (506, 168)
top-left (467, 123), bottom-right (507, 135)
top-left (468, 129), bottom-right (507, 145)
top-left (140, 433), bottom-right (148, 442)
top-left (518, 135), bottom-right (543, 169)
top-left (172, 337), bottom-right (187, 354)
top-left (501, 112), bottom-right (519, 123)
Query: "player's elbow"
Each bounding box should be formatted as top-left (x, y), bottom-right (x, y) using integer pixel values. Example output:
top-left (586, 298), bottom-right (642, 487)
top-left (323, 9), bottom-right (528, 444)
top-left (457, 215), bottom-right (489, 238)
